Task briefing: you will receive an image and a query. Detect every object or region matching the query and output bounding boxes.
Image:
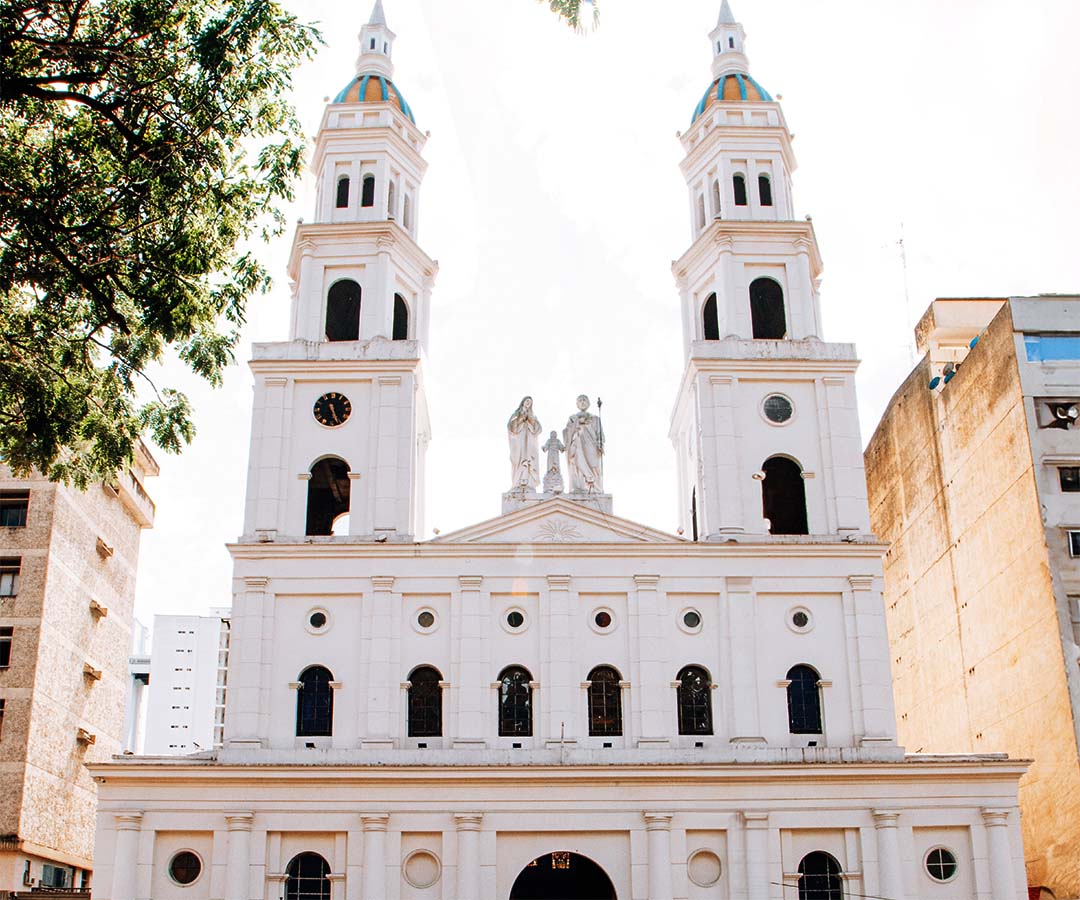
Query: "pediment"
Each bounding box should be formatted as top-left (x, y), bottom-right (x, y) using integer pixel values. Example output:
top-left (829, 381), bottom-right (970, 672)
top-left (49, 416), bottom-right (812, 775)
top-left (431, 498), bottom-right (683, 544)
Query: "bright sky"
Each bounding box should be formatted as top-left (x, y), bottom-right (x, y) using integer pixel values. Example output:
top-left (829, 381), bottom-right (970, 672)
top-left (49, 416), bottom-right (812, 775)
top-left (132, 0), bottom-right (1080, 625)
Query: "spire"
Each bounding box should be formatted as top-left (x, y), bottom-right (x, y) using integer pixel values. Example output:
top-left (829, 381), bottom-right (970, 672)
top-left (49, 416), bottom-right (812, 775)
top-left (717, 0), bottom-right (736, 26)
top-left (709, 4), bottom-right (748, 79)
top-left (369, 0), bottom-right (387, 26)
top-left (356, 1), bottom-right (396, 78)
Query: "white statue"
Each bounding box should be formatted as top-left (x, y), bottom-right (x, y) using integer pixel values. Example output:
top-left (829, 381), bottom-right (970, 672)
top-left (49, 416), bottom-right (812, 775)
top-left (507, 396), bottom-right (542, 491)
top-left (563, 394), bottom-right (604, 493)
top-left (542, 430), bottom-right (565, 494)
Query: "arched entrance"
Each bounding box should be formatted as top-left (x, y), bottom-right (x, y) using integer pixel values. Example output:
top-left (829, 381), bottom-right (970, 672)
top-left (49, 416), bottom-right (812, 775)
top-left (509, 852), bottom-right (616, 899)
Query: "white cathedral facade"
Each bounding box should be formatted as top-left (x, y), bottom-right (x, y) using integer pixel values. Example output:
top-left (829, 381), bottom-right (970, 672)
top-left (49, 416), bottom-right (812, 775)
top-left (91, 4), bottom-right (1030, 899)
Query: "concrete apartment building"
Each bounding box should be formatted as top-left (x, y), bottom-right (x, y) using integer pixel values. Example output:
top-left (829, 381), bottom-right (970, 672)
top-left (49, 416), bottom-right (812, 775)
top-left (0, 443), bottom-right (157, 895)
top-left (865, 296), bottom-right (1080, 897)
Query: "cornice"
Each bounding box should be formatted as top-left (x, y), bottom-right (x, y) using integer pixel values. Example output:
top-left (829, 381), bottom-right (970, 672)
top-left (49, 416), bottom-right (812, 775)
top-left (248, 356), bottom-right (422, 376)
top-left (672, 219), bottom-right (824, 284)
top-left (287, 221), bottom-right (437, 284)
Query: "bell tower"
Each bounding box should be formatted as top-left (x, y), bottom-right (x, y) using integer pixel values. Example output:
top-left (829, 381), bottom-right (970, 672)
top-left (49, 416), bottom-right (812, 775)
top-left (241, 1), bottom-right (436, 542)
top-left (670, 3), bottom-right (869, 541)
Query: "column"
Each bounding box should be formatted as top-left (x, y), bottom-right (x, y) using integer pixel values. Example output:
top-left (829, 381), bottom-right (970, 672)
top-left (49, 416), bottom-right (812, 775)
top-left (727, 578), bottom-right (763, 742)
top-left (677, 273), bottom-right (693, 358)
top-left (872, 810), bottom-right (904, 900)
top-left (849, 576), bottom-right (895, 744)
top-left (111, 812), bottom-right (143, 900)
top-left (454, 814), bottom-right (483, 900)
top-left (225, 812), bottom-right (254, 900)
top-left (455, 576), bottom-right (486, 745)
top-left (635, 576), bottom-right (668, 744)
top-left (982, 809), bottom-right (1017, 900)
top-left (364, 577), bottom-right (395, 745)
top-left (644, 813), bottom-right (674, 900)
top-left (708, 374), bottom-right (744, 535)
top-left (546, 575), bottom-right (576, 743)
top-left (294, 240), bottom-right (316, 339)
top-left (742, 812), bottom-right (769, 898)
top-left (373, 376), bottom-right (402, 533)
top-left (360, 814), bottom-right (389, 900)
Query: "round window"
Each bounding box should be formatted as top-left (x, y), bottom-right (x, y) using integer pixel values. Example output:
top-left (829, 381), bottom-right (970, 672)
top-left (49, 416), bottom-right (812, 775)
top-left (687, 849), bottom-right (722, 887)
top-left (925, 847), bottom-right (958, 882)
top-left (762, 394), bottom-right (794, 424)
top-left (594, 611), bottom-right (612, 629)
top-left (507, 611), bottom-right (525, 628)
top-left (417, 611), bottom-right (435, 629)
top-left (787, 606), bottom-right (814, 634)
top-left (683, 610), bottom-right (702, 629)
top-left (169, 851), bottom-right (202, 886)
top-left (309, 611), bottom-right (327, 629)
top-left (792, 611), bottom-right (809, 628)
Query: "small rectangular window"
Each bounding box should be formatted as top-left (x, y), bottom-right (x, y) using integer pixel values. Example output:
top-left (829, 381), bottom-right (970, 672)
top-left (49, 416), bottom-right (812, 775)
top-left (0, 698), bottom-right (6, 740)
top-left (1060, 467), bottom-right (1080, 492)
top-left (0, 492), bottom-right (29, 528)
top-left (0, 627), bottom-right (11, 668)
top-left (1070, 531), bottom-right (1080, 558)
top-left (0, 558), bottom-right (19, 597)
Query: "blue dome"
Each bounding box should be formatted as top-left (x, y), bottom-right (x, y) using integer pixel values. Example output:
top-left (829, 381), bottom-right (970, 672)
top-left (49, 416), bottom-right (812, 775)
top-left (333, 73), bottom-right (416, 124)
top-left (691, 73), bottom-right (773, 123)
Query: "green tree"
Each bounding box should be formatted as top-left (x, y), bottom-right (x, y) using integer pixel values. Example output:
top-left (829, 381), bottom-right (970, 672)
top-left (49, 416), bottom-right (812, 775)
top-left (0, 0), bottom-right (319, 485)
top-left (544, 0), bottom-right (598, 31)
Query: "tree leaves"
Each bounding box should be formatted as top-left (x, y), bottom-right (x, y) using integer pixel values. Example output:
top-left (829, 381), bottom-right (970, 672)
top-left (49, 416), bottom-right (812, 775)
top-left (543, 0), bottom-right (599, 31)
top-left (0, 0), bottom-right (319, 484)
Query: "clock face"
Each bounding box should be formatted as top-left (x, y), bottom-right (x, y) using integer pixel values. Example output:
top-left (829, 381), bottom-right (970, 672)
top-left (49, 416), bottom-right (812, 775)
top-left (313, 392), bottom-right (352, 427)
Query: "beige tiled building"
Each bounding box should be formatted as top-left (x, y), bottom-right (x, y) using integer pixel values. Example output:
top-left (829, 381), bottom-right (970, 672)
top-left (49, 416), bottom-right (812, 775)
top-left (866, 296), bottom-right (1080, 897)
top-left (0, 443), bottom-right (157, 896)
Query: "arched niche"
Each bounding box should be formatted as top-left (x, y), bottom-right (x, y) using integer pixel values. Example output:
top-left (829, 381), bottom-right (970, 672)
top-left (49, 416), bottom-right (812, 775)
top-left (305, 457), bottom-right (351, 536)
top-left (393, 294), bottom-right (409, 341)
top-left (325, 280), bottom-right (361, 342)
top-left (750, 277), bottom-right (786, 339)
top-left (761, 455), bottom-right (808, 535)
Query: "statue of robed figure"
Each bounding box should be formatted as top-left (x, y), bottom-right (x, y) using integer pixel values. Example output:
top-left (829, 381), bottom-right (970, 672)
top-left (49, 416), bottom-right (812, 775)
top-left (507, 396), bottom-right (542, 491)
top-left (563, 394), bottom-right (604, 493)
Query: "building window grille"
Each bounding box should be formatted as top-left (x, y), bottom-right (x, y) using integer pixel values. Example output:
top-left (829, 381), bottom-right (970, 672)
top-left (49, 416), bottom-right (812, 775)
top-left (361, 175), bottom-right (375, 208)
top-left (335, 175), bottom-right (350, 209)
top-left (41, 864), bottom-right (70, 888)
top-left (407, 666), bottom-right (443, 737)
top-left (587, 665), bottom-right (623, 736)
top-left (285, 853), bottom-right (331, 900)
top-left (1060, 467), bottom-right (1080, 492)
top-left (797, 851), bottom-right (843, 900)
top-left (0, 627), bottom-right (11, 668)
top-left (0, 491), bottom-right (29, 527)
top-left (295, 665), bottom-right (334, 737)
top-left (0, 558), bottom-right (19, 597)
top-left (733, 173), bottom-right (748, 206)
top-left (676, 665), bottom-right (713, 735)
top-left (498, 666), bottom-right (533, 737)
top-left (786, 664), bottom-right (823, 734)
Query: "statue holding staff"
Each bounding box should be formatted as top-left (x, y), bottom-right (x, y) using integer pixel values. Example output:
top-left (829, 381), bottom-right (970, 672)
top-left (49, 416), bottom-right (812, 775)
top-left (563, 394), bottom-right (604, 493)
top-left (507, 396), bottom-right (542, 491)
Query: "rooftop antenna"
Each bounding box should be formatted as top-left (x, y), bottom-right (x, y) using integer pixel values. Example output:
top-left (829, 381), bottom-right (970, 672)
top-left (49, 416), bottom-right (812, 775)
top-left (898, 222), bottom-right (915, 365)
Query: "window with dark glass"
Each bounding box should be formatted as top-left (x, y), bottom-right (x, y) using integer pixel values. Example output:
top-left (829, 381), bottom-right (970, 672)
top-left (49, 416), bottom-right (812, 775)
top-left (702, 293), bottom-right (720, 341)
top-left (408, 666), bottom-right (443, 737)
top-left (168, 852), bottom-right (202, 886)
top-left (285, 853), bottom-right (331, 900)
top-left (0, 492), bottom-right (29, 528)
top-left (761, 455), bottom-right (808, 535)
top-left (749, 277), bottom-right (786, 339)
top-left (498, 666), bottom-right (533, 737)
top-left (1070, 531), bottom-right (1080, 558)
top-left (0, 698), bottom-right (5, 740)
top-left (361, 175), bottom-right (376, 208)
top-left (335, 176), bottom-right (350, 209)
top-left (733, 174), bottom-right (748, 206)
top-left (587, 665), bottom-right (622, 736)
top-left (0, 558), bottom-right (19, 597)
top-left (393, 294), bottom-right (409, 341)
top-left (758, 174), bottom-right (773, 206)
top-left (797, 851), bottom-right (842, 900)
top-left (925, 847), bottom-right (958, 882)
top-left (295, 665), bottom-right (334, 737)
top-left (786, 664), bottom-right (823, 734)
top-left (1060, 467), bottom-right (1080, 492)
top-left (676, 665), bottom-right (713, 735)
top-left (325, 279), bottom-right (361, 341)
top-left (0, 627), bottom-right (11, 669)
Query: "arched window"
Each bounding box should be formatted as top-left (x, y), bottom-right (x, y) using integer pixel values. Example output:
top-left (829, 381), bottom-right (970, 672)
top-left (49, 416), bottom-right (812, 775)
top-left (587, 665), bottom-right (622, 737)
top-left (676, 665), bottom-right (713, 735)
top-left (696, 194), bottom-right (706, 231)
top-left (403, 194), bottom-right (412, 230)
top-left (761, 456), bottom-right (808, 535)
top-left (392, 294), bottom-right (409, 341)
top-left (285, 853), bottom-right (331, 900)
top-left (733, 173), bottom-right (748, 206)
top-left (387, 180), bottom-right (397, 218)
top-left (712, 179), bottom-right (722, 218)
top-left (758, 174), bottom-right (773, 206)
top-left (749, 277), bottom-right (786, 339)
top-left (702, 293), bottom-right (720, 341)
top-left (786, 664), bottom-right (823, 734)
top-left (295, 666), bottom-right (334, 737)
top-left (498, 666), bottom-right (533, 737)
top-left (325, 279), bottom-right (361, 342)
top-left (408, 665), bottom-right (442, 737)
top-left (305, 457), bottom-right (351, 536)
top-left (361, 174), bottom-right (375, 208)
top-left (335, 175), bottom-right (350, 209)
top-left (797, 851), bottom-right (842, 900)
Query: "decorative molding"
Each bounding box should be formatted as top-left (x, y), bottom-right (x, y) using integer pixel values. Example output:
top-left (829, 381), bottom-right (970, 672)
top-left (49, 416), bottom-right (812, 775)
top-left (726, 576), bottom-right (753, 592)
top-left (347, 471), bottom-right (363, 480)
top-left (114, 811), bottom-right (144, 831)
top-left (709, 375), bottom-right (736, 386)
top-left (981, 808), bottom-right (1011, 828)
top-left (360, 813), bottom-right (390, 832)
top-left (848, 575), bottom-right (875, 591)
top-left (297, 472), bottom-right (312, 481)
top-left (821, 375), bottom-right (847, 386)
top-left (633, 574), bottom-right (660, 589)
top-left (458, 575), bottom-right (484, 590)
top-left (535, 518), bottom-right (584, 543)
top-left (818, 680), bottom-right (833, 688)
top-left (871, 810), bottom-right (900, 828)
top-left (618, 680), bottom-right (632, 689)
top-left (244, 576), bottom-right (270, 589)
top-left (438, 681), bottom-right (451, 689)
top-left (547, 574), bottom-right (572, 589)
top-left (643, 812), bottom-right (674, 831)
top-left (377, 375), bottom-right (402, 387)
top-left (288, 682), bottom-right (302, 690)
top-left (776, 680), bottom-right (793, 688)
top-left (371, 576), bottom-right (396, 591)
top-left (264, 376), bottom-right (289, 387)
top-left (329, 681), bottom-right (344, 690)
top-left (741, 811), bottom-right (769, 829)
top-left (454, 813), bottom-right (484, 832)
top-left (225, 812), bottom-right (255, 832)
